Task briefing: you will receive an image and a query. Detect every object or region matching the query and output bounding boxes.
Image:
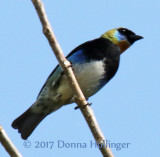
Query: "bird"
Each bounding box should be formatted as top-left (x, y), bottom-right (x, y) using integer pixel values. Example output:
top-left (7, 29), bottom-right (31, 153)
top-left (12, 27), bottom-right (143, 140)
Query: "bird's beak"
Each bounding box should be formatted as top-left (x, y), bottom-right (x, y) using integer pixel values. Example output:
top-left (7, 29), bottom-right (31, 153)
top-left (131, 34), bottom-right (143, 41)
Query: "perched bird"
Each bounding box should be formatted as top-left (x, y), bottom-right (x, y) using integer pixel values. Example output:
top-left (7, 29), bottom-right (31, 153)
top-left (12, 27), bottom-right (143, 140)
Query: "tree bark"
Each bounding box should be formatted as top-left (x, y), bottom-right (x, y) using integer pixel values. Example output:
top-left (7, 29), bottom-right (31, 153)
top-left (0, 126), bottom-right (22, 157)
top-left (31, 0), bottom-right (114, 156)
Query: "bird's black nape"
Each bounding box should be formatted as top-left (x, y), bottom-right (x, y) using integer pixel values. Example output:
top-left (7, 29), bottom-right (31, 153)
top-left (118, 28), bottom-right (143, 44)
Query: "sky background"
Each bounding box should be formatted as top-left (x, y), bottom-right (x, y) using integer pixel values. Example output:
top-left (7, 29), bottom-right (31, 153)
top-left (0, 0), bottom-right (160, 156)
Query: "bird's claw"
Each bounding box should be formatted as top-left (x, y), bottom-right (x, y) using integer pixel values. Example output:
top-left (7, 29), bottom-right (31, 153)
top-left (64, 60), bottom-right (72, 68)
top-left (74, 102), bottom-right (92, 110)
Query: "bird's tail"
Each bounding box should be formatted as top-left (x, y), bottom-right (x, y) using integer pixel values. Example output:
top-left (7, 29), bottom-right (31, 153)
top-left (12, 107), bottom-right (47, 140)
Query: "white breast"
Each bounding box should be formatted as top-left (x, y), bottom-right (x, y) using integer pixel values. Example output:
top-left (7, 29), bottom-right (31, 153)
top-left (73, 60), bottom-right (105, 96)
top-left (39, 60), bottom-right (106, 105)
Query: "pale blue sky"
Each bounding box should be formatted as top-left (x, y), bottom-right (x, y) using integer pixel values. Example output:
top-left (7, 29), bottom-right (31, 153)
top-left (0, 0), bottom-right (160, 157)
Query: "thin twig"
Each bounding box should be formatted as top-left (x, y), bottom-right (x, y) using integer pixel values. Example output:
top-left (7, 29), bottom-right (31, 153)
top-left (31, 0), bottom-right (114, 156)
top-left (0, 125), bottom-right (22, 157)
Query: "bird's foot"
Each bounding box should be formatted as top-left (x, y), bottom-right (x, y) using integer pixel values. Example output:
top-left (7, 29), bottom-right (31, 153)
top-left (64, 60), bottom-right (72, 68)
top-left (74, 102), bottom-right (92, 110)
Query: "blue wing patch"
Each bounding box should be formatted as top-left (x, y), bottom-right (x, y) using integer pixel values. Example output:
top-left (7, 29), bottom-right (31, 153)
top-left (67, 49), bottom-right (87, 64)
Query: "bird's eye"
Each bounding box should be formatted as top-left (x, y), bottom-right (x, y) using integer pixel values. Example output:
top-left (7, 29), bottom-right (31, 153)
top-left (118, 28), bottom-right (135, 36)
top-left (119, 28), bottom-right (126, 34)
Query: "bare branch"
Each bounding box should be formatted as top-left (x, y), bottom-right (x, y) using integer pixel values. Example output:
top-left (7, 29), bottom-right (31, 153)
top-left (0, 126), bottom-right (22, 157)
top-left (31, 0), bottom-right (114, 156)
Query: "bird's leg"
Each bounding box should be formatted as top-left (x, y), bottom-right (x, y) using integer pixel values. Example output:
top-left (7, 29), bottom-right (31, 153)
top-left (74, 101), bottom-right (92, 110)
